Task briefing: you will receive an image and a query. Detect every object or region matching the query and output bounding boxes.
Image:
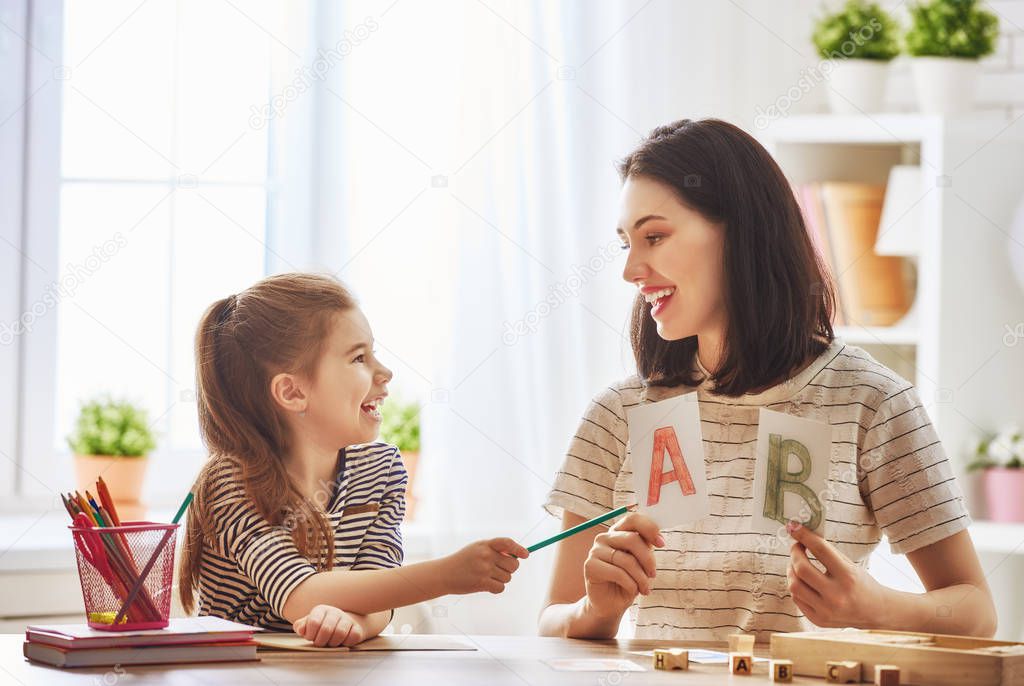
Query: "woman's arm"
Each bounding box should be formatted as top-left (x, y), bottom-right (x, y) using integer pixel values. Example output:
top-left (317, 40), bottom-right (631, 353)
top-left (787, 523), bottom-right (996, 636)
top-left (539, 511), bottom-right (662, 639)
top-left (282, 537), bottom-right (527, 622)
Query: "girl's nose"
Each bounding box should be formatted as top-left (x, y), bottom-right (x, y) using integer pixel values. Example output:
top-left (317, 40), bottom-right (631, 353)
top-left (377, 364), bottom-right (393, 384)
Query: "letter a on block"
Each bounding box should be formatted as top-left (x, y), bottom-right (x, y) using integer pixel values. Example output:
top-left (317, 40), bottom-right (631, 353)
top-left (647, 426), bottom-right (696, 506)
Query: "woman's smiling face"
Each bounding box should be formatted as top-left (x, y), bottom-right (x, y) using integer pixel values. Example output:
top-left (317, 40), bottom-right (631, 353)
top-left (618, 174), bottom-right (726, 342)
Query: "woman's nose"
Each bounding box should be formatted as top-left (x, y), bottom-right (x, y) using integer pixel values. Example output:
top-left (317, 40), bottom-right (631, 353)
top-left (622, 248), bottom-right (649, 284)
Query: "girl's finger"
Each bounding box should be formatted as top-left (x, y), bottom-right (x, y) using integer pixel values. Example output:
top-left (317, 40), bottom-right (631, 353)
top-left (612, 512), bottom-right (665, 547)
top-left (293, 616), bottom-right (307, 635)
top-left (329, 617), bottom-right (354, 647)
top-left (344, 622), bottom-right (364, 646)
top-left (313, 612), bottom-right (341, 647)
top-left (599, 545), bottom-right (651, 594)
top-left (495, 555), bottom-right (520, 574)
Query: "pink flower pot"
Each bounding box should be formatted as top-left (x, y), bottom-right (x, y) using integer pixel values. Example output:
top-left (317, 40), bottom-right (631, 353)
top-left (983, 468), bottom-right (1024, 522)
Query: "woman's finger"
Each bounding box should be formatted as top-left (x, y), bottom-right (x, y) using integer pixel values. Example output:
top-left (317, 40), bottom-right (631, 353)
top-left (599, 544), bottom-right (651, 594)
top-left (791, 543), bottom-right (832, 594)
top-left (604, 530), bottom-right (657, 577)
top-left (613, 512), bottom-right (665, 547)
top-left (586, 556), bottom-right (640, 598)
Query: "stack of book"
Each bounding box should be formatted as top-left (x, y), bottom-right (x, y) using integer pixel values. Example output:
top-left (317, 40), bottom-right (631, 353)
top-left (795, 181), bottom-right (914, 328)
top-left (23, 617), bottom-right (261, 668)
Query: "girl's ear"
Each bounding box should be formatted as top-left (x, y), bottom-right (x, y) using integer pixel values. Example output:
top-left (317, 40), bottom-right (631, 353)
top-left (270, 372), bottom-right (308, 414)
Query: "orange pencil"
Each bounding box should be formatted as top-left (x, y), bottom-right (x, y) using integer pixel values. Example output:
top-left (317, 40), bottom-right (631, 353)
top-left (96, 477), bottom-right (122, 526)
top-left (75, 492), bottom-right (98, 526)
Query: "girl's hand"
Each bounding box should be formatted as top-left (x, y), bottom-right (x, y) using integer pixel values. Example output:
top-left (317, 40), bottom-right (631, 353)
top-left (442, 538), bottom-right (530, 595)
top-left (293, 604), bottom-right (365, 647)
top-left (786, 521), bottom-right (890, 629)
top-left (583, 512), bottom-right (665, 618)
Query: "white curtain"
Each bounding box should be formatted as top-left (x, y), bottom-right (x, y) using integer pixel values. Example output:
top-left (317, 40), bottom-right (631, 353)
top-left (278, 0), bottom-right (820, 635)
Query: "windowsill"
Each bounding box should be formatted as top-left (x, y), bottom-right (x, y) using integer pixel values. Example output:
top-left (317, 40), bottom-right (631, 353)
top-left (0, 510), bottom-right (436, 573)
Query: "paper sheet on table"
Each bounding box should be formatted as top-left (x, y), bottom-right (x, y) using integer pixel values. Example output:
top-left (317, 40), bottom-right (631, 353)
top-left (750, 408), bottom-right (831, 538)
top-left (256, 633), bottom-right (477, 652)
top-left (544, 658), bottom-right (646, 671)
top-left (626, 392), bottom-right (709, 528)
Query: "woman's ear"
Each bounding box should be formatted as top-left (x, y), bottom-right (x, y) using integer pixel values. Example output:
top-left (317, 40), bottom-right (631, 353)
top-left (270, 372), bottom-right (308, 415)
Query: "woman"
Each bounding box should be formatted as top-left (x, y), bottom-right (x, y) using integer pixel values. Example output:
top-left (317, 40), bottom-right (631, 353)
top-left (538, 118), bottom-right (996, 641)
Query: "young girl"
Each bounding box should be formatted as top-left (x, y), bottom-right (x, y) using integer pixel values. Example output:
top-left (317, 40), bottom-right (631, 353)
top-left (179, 273), bottom-right (528, 646)
top-left (539, 119), bottom-right (997, 641)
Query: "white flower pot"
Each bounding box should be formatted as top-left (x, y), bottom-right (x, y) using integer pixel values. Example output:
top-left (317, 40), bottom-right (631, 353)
top-left (825, 59), bottom-right (889, 114)
top-left (910, 57), bottom-right (980, 115)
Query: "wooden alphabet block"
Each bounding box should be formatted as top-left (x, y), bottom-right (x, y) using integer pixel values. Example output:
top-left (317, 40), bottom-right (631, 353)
top-left (875, 664), bottom-right (900, 686)
top-left (771, 658), bottom-right (793, 683)
top-left (731, 652), bottom-right (753, 675)
top-left (826, 660), bottom-right (861, 683)
top-left (652, 648), bottom-right (688, 671)
top-left (728, 633), bottom-right (756, 653)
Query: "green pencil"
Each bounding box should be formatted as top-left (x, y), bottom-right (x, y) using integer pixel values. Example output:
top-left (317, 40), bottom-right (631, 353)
top-left (526, 505), bottom-right (633, 553)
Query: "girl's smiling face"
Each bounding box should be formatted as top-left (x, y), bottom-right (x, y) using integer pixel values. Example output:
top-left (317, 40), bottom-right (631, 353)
top-left (618, 175), bottom-right (726, 342)
top-left (305, 308), bottom-right (393, 447)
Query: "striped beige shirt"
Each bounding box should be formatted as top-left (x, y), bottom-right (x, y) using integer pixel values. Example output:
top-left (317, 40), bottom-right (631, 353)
top-left (544, 338), bottom-right (970, 641)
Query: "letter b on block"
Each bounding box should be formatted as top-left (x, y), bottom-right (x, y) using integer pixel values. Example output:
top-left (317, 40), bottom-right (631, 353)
top-left (647, 426), bottom-right (696, 506)
top-left (763, 433), bottom-right (822, 531)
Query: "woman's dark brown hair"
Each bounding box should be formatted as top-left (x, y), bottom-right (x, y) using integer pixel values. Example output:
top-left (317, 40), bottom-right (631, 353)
top-left (178, 273), bottom-right (357, 613)
top-left (619, 118), bottom-right (836, 396)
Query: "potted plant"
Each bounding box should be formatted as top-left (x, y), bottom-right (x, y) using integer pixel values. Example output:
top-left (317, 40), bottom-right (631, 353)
top-left (69, 396), bottom-right (156, 513)
top-left (379, 399), bottom-right (422, 521)
top-left (967, 427), bottom-right (1024, 522)
top-left (812, 0), bottom-right (900, 114)
top-left (905, 0), bottom-right (999, 114)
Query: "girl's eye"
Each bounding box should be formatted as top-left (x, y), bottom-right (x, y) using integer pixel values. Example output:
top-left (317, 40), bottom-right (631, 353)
top-left (618, 241), bottom-right (629, 251)
top-left (354, 354), bottom-right (366, 363)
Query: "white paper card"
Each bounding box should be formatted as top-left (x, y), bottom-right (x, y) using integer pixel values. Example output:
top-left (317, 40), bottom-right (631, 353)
top-left (750, 408), bottom-right (830, 537)
top-left (626, 392), bottom-right (709, 528)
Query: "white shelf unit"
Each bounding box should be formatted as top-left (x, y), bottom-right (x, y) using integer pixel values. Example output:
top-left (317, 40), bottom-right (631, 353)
top-left (763, 114), bottom-right (1024, 640)
top-left (763, 114), bottom-right (1024, 514)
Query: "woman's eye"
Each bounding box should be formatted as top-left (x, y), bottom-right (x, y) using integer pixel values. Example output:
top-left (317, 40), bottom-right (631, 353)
top-left (645, 234), bottom-right (664, 245)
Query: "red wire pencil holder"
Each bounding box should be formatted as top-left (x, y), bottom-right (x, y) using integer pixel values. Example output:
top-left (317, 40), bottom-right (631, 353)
top-left (70, 521), bottom-right (178, 631)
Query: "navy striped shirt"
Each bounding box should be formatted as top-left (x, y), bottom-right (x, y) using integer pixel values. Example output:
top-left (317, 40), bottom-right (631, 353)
top-left (195, 442), bottom-right (406, 630)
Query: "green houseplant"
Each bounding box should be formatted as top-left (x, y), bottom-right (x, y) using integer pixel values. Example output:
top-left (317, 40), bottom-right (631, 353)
top-left (379, 399), bottom-right (422, 521)
top-left (812, 0), bottom-right (900, 114)
top-left (69, 396), bottom-right (157, 513)
top-left (905, 0), bottom-right (1000, 113)
top-left (967, 427), bottom-right (1024, 522)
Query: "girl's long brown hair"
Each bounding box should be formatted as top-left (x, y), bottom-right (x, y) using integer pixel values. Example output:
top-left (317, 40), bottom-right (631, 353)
top-left (178, 273), bottom-right (356, 614)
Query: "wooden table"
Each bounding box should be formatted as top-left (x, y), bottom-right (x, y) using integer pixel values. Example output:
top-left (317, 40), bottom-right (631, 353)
top-left (2, 634), bottom-right (830, 685)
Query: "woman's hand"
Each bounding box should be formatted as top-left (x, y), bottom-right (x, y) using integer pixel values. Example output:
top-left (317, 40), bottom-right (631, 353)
top-left (583, 512), bottom-right (665, 618)
top-left (442, 537), bottom-right (530, 595)
top-left (293, 604), bottom-right (365, 647)
top-left (786, 520), bottom-right (890, 629)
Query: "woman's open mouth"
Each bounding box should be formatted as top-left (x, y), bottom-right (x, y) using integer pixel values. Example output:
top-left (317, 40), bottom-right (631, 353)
top-left (644, 287), bottom-right (675, 317)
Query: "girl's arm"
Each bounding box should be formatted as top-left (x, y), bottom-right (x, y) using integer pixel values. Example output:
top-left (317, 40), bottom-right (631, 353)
top-left (788, 523), bottom-right (997, 636)
top-left (281, 537), bottom-right (527, 622)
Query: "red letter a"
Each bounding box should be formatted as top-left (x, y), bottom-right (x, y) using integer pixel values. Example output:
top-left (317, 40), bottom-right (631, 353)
top-left (647, 426), bottom-right (696, 506)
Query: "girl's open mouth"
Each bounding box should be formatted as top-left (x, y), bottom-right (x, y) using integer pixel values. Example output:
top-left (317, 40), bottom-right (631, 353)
top-left (360, 398), bottom-right (383, 421)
